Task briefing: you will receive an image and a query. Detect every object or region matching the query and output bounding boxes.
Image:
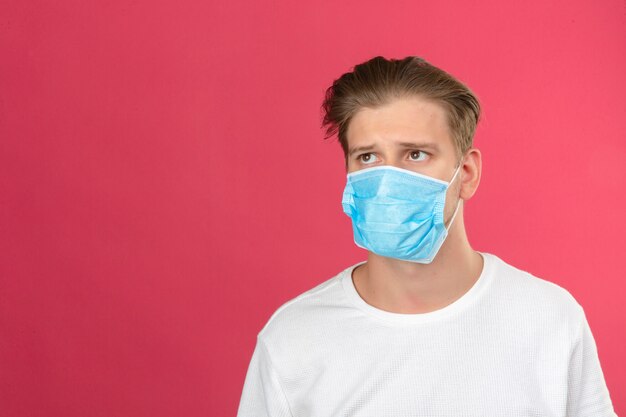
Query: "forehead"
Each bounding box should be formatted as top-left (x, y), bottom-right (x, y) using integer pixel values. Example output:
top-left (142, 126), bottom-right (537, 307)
top-left (346, 96), bottom-right (455, 154)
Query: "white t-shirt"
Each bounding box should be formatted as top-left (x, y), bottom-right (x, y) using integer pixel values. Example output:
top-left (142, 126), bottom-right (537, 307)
top-left (237, 252), bottom-right (617, 417)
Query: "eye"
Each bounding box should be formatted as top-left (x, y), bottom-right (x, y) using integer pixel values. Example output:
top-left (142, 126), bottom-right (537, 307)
top-left (358, 153), bottom-right (378, 164)
top-left (408, 150), bottom-right (428, 162)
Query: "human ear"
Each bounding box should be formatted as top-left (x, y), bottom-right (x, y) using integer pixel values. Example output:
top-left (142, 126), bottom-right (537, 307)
top-left (459, 148), bottom-right (482, 200)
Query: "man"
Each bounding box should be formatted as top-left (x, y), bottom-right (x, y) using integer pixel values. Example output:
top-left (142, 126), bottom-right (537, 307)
top-left (237, 56), bottom-right (617, 416)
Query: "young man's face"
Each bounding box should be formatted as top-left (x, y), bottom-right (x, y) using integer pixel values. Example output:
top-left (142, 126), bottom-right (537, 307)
top-left (345, 95), bottom-right (464, 222)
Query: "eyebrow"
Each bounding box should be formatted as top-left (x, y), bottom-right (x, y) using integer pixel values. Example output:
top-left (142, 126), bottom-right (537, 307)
top-left (348, 141), bottom-right (441, 157)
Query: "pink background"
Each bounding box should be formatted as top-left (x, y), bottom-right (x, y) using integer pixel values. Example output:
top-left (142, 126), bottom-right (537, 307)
top-left (1, 0), bottom-right (624, 415)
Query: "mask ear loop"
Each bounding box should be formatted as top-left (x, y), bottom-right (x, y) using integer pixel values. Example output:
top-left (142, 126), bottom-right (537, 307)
top-left (444, 163), bottom-right (464, 232)
top-left (447, 163), bottom-right (462, 185)
top-left (445, 199), bottom-right (462, 232)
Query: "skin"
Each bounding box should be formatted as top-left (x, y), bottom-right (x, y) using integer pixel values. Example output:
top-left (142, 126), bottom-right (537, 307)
top-left (345, 95), bottom-right (483, 314)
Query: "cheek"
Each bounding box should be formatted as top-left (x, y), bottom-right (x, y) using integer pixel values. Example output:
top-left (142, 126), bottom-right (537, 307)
top-left (444, 183), bottom-right (461, 210)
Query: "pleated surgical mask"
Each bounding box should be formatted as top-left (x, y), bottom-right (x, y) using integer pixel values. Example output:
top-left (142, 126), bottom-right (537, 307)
top-left (342, 164), bottom-right (462, 263)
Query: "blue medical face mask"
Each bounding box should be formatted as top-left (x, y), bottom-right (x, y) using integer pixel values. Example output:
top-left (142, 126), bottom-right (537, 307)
top-left (342, 164), bottom-right (462, 263)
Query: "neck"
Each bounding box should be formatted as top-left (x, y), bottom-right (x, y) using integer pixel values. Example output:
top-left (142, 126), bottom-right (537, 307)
top-left (351, 210), bottom-right (484, 314)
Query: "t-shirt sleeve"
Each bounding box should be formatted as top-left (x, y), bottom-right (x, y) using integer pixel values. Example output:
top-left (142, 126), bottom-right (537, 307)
top-left (567, 307), bottom-right (617, 417)
top-left (236, 336), bottom-right (293, 417)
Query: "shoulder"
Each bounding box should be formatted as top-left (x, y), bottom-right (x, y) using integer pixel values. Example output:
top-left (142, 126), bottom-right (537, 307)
top-left (485, 252), bottom-right (585, 333)
top-left (256, 263), bottom-right (356, 351)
